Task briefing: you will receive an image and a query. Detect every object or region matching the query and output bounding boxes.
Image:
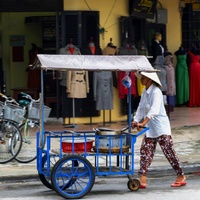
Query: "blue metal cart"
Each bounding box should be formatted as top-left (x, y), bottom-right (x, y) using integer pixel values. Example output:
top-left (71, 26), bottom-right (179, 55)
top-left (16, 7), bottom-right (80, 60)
top-left (37, 127), bottom-right (149, 199)
top-left (36, 54), bottom-right (153, 199)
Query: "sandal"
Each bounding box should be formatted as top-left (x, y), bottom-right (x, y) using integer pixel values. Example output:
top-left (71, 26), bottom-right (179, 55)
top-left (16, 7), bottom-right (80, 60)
top-left (171, 181), bottom-right (187, 187)
top-left (140, 175), bottom-right (147, 189)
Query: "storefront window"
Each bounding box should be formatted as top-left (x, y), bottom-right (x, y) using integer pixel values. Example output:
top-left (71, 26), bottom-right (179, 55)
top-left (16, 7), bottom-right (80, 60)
top-left (0, 32), bottom-right (2, 58)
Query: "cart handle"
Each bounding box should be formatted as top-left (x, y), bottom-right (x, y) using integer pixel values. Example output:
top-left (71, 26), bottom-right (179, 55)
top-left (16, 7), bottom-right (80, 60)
top-left (44, 130), bottom-right (80, 137)
top-left (125, 127), bottom-right (149, 137)
top-left (63, 130), bottom-right (80, 136)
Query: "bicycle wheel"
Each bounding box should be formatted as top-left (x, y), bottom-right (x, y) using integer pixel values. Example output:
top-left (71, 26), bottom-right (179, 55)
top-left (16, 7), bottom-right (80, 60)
top-left (15, 119), bottom-right (40, 163)
top-left (0, 120), bottom-right (22, 164)
top-left (51, 155), bottom-right (95, 199)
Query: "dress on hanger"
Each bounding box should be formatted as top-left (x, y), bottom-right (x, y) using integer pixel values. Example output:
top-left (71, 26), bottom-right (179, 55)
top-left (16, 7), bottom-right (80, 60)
top-left (93, 71), bottom-right (113, 110)
top-left (154, 56), bottom-right (167, 93)
top-left (66, 71), bottom-right (89, 98)
top-left (188, 50), bottom-right (200, 106)
top-left (174, 48), bottom-right (189, 106)
top-left (81, 41), bottom-right (103, 115)
top-left (92, 43), bottom-right (117, 110)
top-left (164, 54), bottom-right (176, 106)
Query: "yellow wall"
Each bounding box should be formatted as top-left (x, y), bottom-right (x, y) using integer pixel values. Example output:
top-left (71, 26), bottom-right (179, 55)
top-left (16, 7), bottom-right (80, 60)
top-left (159, 0), bottom-right (181, 59)
top-left (64, 0), bottom-right (181, 56)
top-left (63, 0), bottom-right (182, 124)
top-left (63, 0), bottom-right (130, 124)
top-left (1, 12), bottom-right (54, 95)
top-left (64, 0), bottom-right (129, 49)
top-left (0, 0), bottom-right (183, 124)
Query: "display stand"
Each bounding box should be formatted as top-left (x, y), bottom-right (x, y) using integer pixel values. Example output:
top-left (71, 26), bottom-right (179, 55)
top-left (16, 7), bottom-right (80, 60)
top-left (108, 110), bottom-right (117, 124)
top-left (97, 110), bottom-right (108, 127)
top-left (98, 110), bottom-right (117, 126)
top-left (64, 98), bottom-right (77, 128)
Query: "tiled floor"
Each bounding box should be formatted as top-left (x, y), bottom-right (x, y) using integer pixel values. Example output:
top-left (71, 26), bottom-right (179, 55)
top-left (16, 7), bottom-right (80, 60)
top-left (169, 106), bottom-right (200, 128)
top-left (45, 106), bottom-right (200, 131)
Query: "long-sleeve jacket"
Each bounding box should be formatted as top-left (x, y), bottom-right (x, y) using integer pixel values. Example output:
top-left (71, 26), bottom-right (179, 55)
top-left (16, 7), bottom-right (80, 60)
top-left (133, 84), bottom-right (171, 138)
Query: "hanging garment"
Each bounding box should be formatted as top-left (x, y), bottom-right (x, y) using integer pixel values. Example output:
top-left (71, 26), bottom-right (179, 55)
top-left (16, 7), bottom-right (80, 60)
top-left (59, 44), bottom-right (81, 87)
top-left (154, 56), bottom-right (167, 92)
top-left (188, 50), bottom-right (200, 106)
top-left (93, 71), bottom-right (113, 110)
top-left (118, 44), bottom-right (137, 98)
top-left (164, 54), bottom-right (176, 107)
top-left (151, 40), bottom-right (164, 62)
top-left (66, 71), bottom-right (89, 98)
top-left (118, 72), bottom-right (137, 98)
top-left (103, 46), bottom-right (117, 55)
top-left (28, 45), bottom-right (41, 89)
top-left (164, 55), bottom-right (176, 96)
top-left (103, 45), bottom-right (118, 88)
top-left (175, 54), bottom-right (189, 105)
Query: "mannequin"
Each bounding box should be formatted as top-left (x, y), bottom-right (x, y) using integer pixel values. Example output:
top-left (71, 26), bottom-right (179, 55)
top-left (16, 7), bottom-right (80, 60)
top-left (94, 38), bottom-right (117, 125)
top-left (118, 38), bottom-right (138, 55)
top-left (118, 38), bottom-right (137, 99)
top-left (136, 39), bottom-right (148, 56)
top-left (93, 71), bottom-right (113, 110)
top-left (151, 32), bottom-right (164, 63)
top-left (103, 38), bottom-right (118, 88)
top-left (154, 55), bottom-right (167, 93)
top-left (103, 38), bottom-right (118, 55)
top-left (27, 43), bottom-right (42, 89)
top-left (118, 38), bottom-right (138, 115)
top-left (188, 46), bottom-right (200, 106)
top-left (164, 53), bottom-right (176, 111)
top-left (81, 37), bottom-right (103, 124)
top-left (174, 46), bottom-right (189, 106)
top-left (59, 39), bottom-right (83, 121)
top-left (82, 37), bottom-right (102, 55)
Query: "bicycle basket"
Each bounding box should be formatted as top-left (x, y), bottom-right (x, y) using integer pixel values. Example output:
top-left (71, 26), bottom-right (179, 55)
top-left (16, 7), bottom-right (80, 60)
top-left (0, 101), bottom-right (4, 115)
top-left (28, 102), bottom-right (51, 122)
top-left (4, 104), bottom-right (26, 124)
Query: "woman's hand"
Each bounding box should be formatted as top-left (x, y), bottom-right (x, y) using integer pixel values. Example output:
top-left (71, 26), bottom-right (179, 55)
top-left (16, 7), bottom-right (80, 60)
top-left (131, 121), bottom-right (138, 129)
top-left (135, 123), bottom-right (144, 131)
top-left (131, 121), bottom-right (145, 131)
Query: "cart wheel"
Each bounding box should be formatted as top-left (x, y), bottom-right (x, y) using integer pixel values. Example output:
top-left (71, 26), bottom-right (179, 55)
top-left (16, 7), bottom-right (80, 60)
top-left (127, 179), bottom-right (140, 191)
top-left (51, 155), bottom-right (95, 199)
top-left (38, 154), bottom-right (59, 190)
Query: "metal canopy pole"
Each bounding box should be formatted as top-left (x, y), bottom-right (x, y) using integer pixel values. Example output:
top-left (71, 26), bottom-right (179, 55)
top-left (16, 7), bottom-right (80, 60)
top-left (40, 69), bottom-right (45, 148)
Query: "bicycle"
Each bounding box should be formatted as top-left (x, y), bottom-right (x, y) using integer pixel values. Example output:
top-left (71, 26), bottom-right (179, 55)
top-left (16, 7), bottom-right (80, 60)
top-left (0, 93), bottom-right (23, 164)
top-left (15, 92), bottom-right (51, 163)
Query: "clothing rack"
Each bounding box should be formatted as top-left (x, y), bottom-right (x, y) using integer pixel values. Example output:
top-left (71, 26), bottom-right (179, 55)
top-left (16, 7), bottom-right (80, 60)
top-left (65, 98), bottom-right (77, 128)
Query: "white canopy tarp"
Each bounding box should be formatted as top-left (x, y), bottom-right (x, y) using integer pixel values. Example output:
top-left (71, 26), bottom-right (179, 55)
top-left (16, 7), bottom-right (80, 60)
top-left (37, 54), bottom-right (154, 71)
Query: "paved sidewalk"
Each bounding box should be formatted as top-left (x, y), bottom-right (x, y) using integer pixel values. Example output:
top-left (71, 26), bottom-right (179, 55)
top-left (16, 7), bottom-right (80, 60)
top-left (0, 106), bottom-right (200, 181)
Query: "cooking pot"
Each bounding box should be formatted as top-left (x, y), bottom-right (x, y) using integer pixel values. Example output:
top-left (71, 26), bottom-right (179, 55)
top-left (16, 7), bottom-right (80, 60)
top-left (93, 126), bottom-right (129, 135)
top-left (93, 126), bottom-right (129, 151)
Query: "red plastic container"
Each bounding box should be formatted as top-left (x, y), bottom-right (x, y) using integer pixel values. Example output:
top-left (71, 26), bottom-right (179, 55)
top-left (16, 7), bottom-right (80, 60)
top-left (62, 138), bottom-right (94, 153)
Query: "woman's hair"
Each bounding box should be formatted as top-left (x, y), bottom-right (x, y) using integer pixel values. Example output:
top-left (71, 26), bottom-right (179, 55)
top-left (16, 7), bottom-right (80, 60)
top-left (153, 81), bottom-right (161, 88)
top-left (154, 32), bottom-right (162, 39)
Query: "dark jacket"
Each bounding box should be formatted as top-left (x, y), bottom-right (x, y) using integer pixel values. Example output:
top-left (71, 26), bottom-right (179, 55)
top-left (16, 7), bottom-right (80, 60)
top-left (151, 40), bottom-right (163, 61)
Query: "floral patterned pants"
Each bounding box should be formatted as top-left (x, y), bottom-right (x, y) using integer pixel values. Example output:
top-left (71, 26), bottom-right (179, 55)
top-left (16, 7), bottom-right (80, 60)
top-left (138, 135), bottom-right (184, 176)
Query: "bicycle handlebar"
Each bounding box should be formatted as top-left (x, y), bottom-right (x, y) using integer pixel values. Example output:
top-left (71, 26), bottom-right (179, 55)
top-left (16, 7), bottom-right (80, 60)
top-left (0, 92), bottom-right (19, 105)
top-left (20, 92), bottom-right (40, 103)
